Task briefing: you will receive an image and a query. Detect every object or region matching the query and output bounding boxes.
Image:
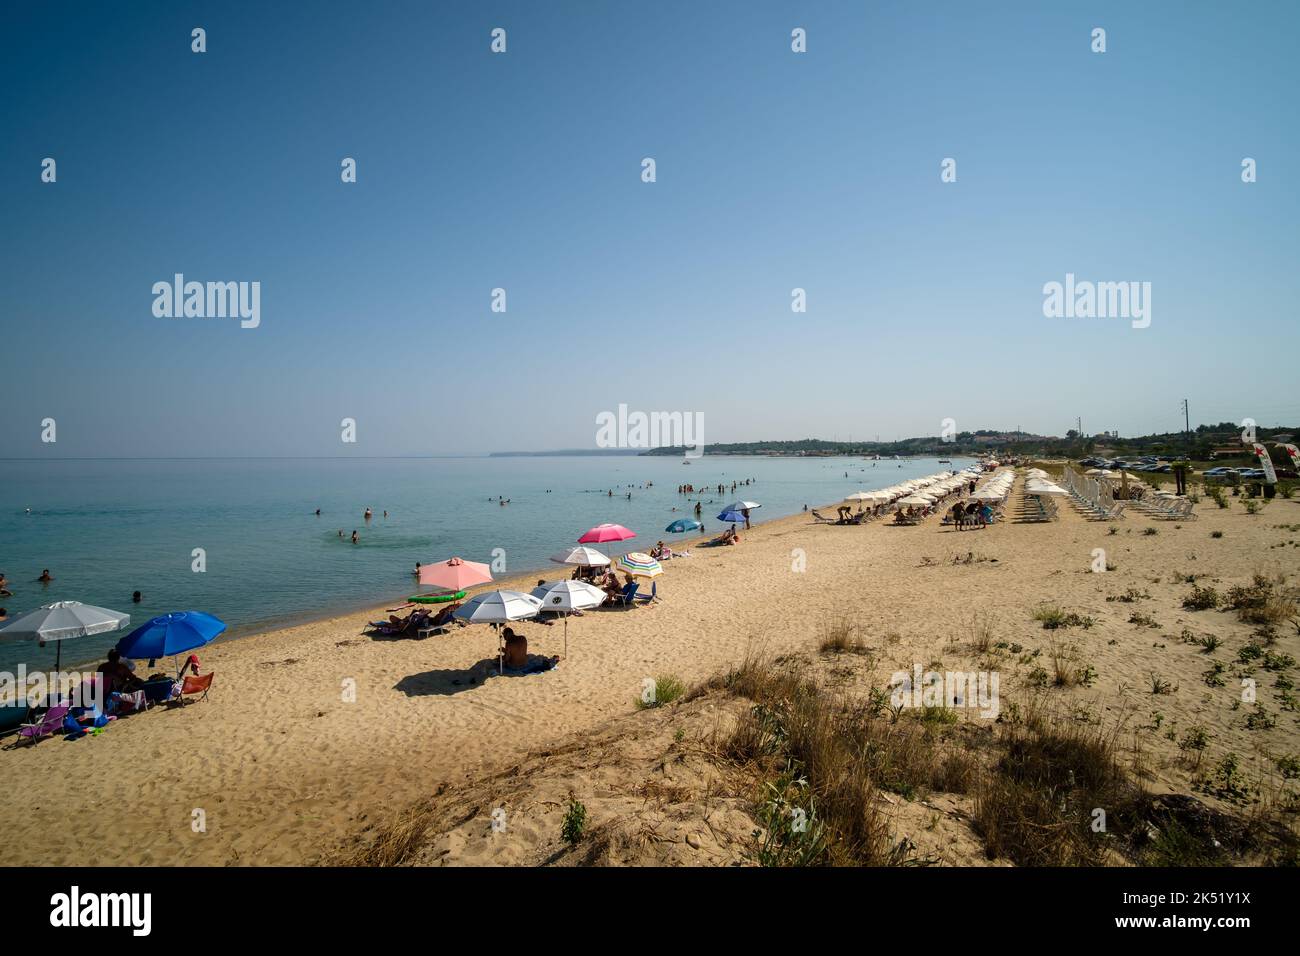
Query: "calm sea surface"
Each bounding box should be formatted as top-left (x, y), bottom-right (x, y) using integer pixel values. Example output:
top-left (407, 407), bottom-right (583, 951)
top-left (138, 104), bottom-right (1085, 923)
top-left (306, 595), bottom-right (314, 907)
top-left (0, 455), bottom-right (972, 669)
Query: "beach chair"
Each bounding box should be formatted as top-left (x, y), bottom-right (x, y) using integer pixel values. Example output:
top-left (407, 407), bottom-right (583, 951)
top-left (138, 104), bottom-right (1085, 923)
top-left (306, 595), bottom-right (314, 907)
top-left (416, 620), bottom-right (457, 639)
top-left (810, 510), bottom-right (837, 524)
top-left (17, 705), bottom-right (70, 745)
top-left (633, 581), bottom-right (659, 604)
top-left (141, 679), bottom-right (176, 705)
top-left (610, 581), bottom-right (640, 607)
top-left (171, 672), bottom-right (214, 707)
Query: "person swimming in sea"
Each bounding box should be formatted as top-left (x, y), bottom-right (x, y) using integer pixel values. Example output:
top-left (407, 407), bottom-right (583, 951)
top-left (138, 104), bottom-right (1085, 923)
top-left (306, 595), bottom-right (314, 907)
top-left (351, 530), bottom-right (359, 544)
top-left (363, 508), bottom-right (372, 520)
top-left (39, 569), bottom-right (53, 583)
top-left (132, 590), bottom-right (142, 603)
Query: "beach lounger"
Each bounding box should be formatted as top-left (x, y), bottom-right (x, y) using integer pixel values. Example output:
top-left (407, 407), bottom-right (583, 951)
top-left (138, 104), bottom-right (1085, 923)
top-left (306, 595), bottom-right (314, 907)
top-left (171, 673), bottom-right (214, 707)
top-left (810, 510), bottom-right (837, 524)
top-left (17, 704), bottom-right (70, 745)
top-left (416, 621), bottom-right (457, 639)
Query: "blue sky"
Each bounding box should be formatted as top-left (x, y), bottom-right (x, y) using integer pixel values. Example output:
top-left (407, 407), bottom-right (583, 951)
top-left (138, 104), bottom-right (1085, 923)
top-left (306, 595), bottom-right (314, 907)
top-left (2, 0), bottom-right (1297, 457)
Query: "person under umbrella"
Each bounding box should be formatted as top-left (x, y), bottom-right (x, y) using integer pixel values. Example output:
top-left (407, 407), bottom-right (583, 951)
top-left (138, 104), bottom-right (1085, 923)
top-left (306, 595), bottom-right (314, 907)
top-left (454, 590), bottom-right (544, 674)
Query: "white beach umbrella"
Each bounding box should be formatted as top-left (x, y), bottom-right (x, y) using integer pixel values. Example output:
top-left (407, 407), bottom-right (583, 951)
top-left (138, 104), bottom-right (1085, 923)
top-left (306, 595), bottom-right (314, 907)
top-left (530, 580), bottom-right (605, 658)
top-left (454, 590), bottom-right (542, 624)
top-left (454, 590), bottom-right (544, 674)
top-left (721, 500), bottom-right (761, 512)
top-left (549, 545), bottom-right (611, 568)
top-left (898, 495), bottom-right (931, 506)
top-left (0, 601), bottom-right (131, 675)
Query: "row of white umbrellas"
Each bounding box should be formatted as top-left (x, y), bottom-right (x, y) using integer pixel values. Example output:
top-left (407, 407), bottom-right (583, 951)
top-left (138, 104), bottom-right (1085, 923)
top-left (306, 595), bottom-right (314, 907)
top-left (845, 469), bottom-right (982, 509)
top-left (1024, 468), bottom-right (1068, 497)
top-left (971, 468), bottom-right (1016, 502)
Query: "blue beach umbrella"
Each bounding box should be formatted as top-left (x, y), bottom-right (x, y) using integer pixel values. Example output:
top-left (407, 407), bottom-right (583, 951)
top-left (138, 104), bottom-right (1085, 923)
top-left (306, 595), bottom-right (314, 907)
top-left (717, 510), bottom-right (746, 523)
top-left (665, 518), bottom-right (702, 533)
top-left (116, 611), bottom-right (225, 663)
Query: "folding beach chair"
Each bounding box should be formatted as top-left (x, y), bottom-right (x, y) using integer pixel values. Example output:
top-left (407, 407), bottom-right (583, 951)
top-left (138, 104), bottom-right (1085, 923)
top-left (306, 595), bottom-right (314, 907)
top-left (172, 672), bottom-right (214, 706)
top-left (17, 704), bottom-right (70, 745)
top-left (611, 581), bottom-right (640, 607)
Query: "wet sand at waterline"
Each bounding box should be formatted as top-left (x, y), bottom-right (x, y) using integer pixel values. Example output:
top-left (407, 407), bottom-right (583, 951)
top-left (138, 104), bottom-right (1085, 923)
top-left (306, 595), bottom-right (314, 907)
top-left (2, 478), bottom-right (1296, 865)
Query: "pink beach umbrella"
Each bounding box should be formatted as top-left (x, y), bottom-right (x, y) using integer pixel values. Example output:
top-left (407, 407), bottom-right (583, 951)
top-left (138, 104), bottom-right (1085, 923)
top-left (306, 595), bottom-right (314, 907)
top-left (418, 556), bottom-right (493, 592)
top-left (577, 523), bottom-right (636, 545)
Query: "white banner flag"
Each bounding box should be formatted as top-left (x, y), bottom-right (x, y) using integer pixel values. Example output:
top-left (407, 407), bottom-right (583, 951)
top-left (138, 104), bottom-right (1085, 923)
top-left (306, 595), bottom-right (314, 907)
top-left (1280, 443), bottom-right (1299, 474)
top-left (1252, 443), bottom-right (1278, 484)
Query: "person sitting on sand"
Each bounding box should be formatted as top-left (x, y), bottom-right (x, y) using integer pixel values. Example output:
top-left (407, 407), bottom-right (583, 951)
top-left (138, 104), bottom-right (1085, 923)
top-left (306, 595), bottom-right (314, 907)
top-left (599, 570), bottom-right (621, 600)
top-left (98, 649), bottom-right (144, 694)
top-left (502, 627), bottom-right (528, 669)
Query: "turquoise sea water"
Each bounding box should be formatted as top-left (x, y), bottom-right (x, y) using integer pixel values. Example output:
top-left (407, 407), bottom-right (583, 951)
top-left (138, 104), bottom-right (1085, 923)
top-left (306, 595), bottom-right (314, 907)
top-left (0, 454), bottom-right (972, 670)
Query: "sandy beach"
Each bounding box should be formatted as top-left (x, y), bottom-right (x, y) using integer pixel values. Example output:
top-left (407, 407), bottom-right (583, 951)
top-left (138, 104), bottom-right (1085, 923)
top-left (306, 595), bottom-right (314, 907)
top-left (2, 471), bottom-right (1297, 866)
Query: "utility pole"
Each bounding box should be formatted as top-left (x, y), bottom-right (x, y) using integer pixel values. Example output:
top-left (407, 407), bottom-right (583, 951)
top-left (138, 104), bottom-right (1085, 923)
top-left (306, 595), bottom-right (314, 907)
top-left (1181, 398), bottom-right (1191, 451)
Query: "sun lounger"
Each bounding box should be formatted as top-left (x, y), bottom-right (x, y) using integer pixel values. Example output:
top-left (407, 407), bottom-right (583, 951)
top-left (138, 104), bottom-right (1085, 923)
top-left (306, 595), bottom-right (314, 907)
top-left (18, 704), bottom-right (70, 744)
top-left (810, 510), bottom-right (837, 524)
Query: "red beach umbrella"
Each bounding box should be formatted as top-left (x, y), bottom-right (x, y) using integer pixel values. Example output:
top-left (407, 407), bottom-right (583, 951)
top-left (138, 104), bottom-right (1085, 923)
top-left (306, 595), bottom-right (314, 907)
top-left (418, 557), bottom-right (493, 591)
top-left (577, 523), bottom-right (636, 544)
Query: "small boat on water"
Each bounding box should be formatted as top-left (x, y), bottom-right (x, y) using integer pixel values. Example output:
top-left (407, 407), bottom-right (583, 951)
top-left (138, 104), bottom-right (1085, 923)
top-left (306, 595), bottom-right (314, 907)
top-left (938, 458), bottom-right (951, 464)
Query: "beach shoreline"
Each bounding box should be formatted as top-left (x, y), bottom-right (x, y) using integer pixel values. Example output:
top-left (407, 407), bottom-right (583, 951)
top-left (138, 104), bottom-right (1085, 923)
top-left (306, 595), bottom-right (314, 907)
top-left (2, 472), bottom-right (1294, 867)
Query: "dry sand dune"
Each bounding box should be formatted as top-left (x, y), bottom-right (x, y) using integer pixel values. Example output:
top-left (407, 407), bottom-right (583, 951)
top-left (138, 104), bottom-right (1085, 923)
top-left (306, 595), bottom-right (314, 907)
top-left (2, 473), bottom-right (1297, 866)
